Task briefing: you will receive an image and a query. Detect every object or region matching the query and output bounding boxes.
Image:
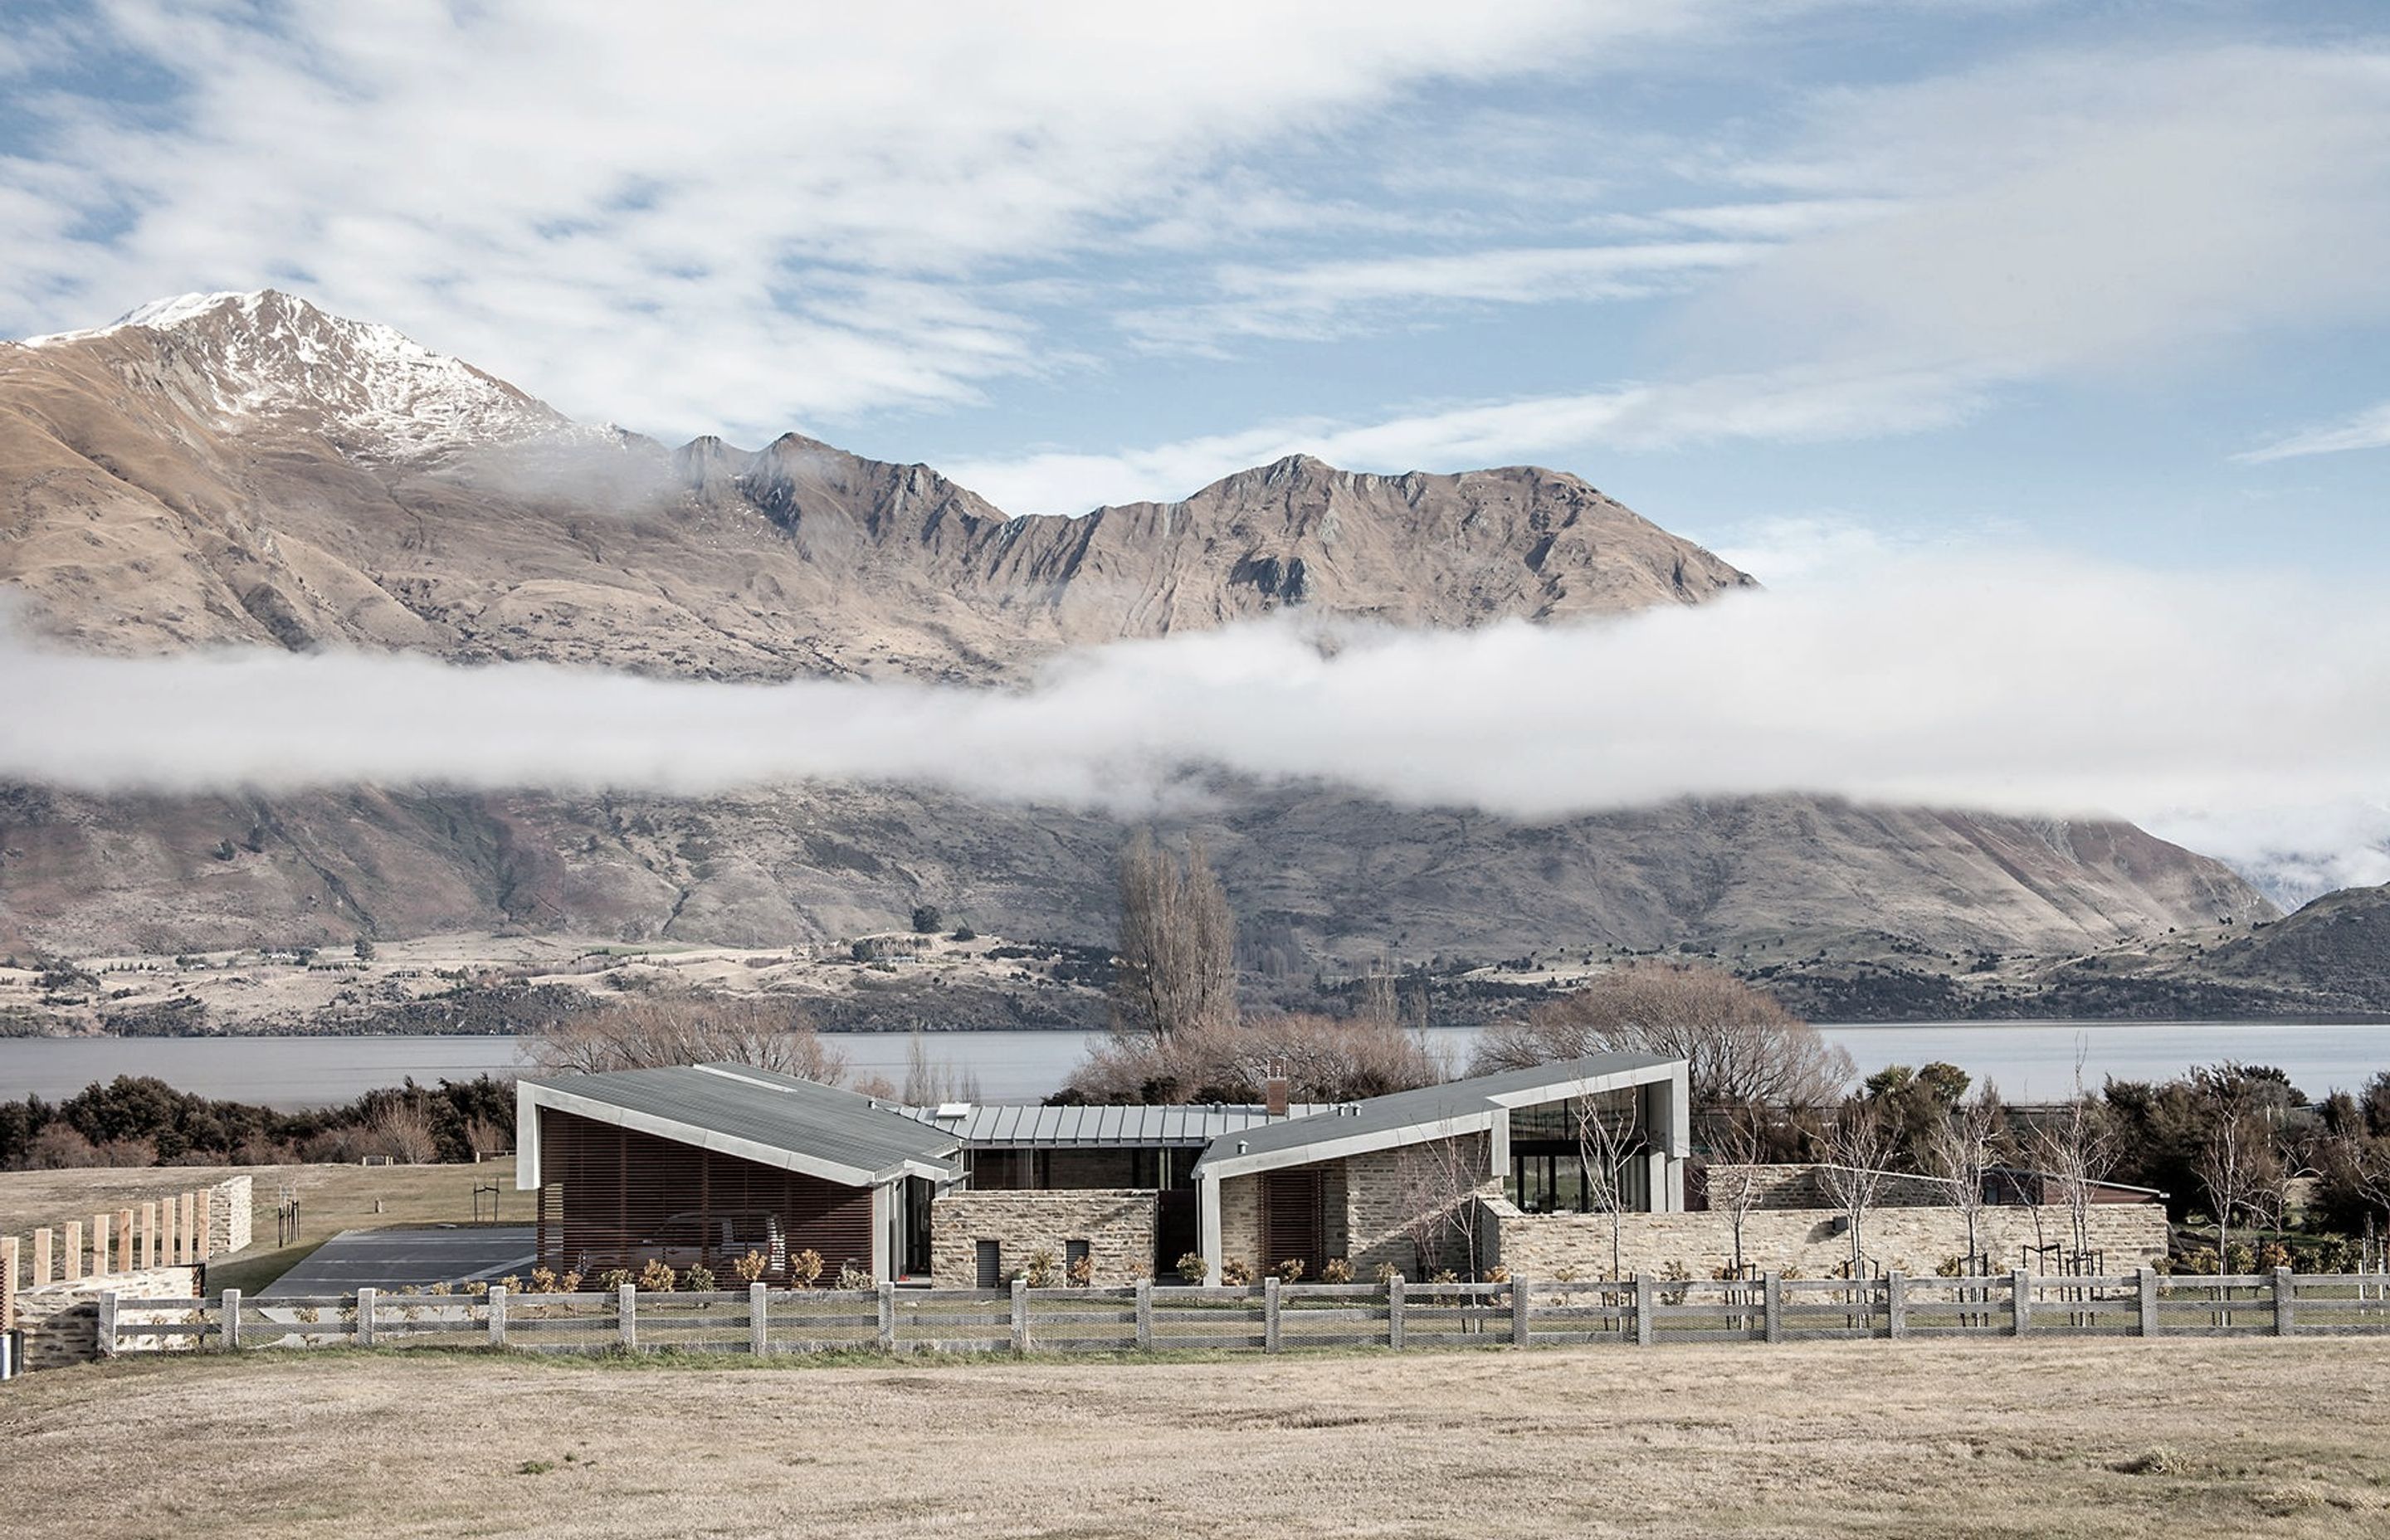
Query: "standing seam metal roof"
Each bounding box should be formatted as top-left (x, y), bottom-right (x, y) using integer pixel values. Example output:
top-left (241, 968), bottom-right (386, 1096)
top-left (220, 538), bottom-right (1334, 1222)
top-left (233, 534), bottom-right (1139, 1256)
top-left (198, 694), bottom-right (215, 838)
top-left (1192, 1052), bottom-right (1680, 1170)
top-left (901, 1103), bottom-right (1331, 1148)
top-left (523, 1063), bottom-right (959, 1179)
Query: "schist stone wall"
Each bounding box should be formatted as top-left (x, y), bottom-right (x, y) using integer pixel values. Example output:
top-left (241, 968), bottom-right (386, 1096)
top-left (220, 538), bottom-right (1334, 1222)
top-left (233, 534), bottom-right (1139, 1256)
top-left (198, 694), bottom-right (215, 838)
top-left (13, 1266), bottom-right (198, 1371)
top-left (1484, 1197), bottom-right (2168, 1279)
top-left (1705, 1164), bottom-right (1956, 1210)
top-left (1217, 1135), bottom-right (1500, 1279)
top-left (929, 1190), bottom-right (1158, 1287)
top-left (5, 1173), bottom-right (253, 1370)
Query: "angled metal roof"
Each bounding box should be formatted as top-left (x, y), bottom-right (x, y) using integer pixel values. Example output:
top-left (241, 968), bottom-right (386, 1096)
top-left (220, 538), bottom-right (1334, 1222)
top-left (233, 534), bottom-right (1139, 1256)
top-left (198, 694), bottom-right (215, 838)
top-left (1192, 1052), bottom-right (1683, 1178)
top-left (519, 1062), bottom-right (960, 1187)
top-left (900, 1102), bottom-right (1330, 1148)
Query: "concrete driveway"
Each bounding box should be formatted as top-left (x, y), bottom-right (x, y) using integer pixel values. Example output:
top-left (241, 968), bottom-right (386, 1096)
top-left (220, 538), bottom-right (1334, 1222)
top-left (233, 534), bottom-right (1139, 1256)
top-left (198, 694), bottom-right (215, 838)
top-left (260, 1226), bottom-right (537, 1297)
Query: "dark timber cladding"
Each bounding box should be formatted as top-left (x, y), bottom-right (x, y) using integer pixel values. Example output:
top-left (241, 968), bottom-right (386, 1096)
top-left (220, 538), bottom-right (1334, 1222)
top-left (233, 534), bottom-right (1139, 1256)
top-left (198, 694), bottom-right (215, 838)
top-left (535, 1109), bottom-right (874, 1283)
top-left (1261, 1168), bottom-right (1324, 1274)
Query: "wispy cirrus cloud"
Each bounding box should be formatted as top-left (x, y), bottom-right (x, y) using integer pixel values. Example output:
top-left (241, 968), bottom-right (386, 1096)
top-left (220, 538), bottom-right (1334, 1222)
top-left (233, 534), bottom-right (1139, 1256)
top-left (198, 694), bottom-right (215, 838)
top-left (2234, 399), bottom-right (2390, 464)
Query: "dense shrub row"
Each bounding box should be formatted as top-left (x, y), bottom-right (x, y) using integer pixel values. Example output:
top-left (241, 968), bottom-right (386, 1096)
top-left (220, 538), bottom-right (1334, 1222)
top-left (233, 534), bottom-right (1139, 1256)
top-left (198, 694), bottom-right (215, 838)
top-left (0, 1073), bottom-right (515, 1169)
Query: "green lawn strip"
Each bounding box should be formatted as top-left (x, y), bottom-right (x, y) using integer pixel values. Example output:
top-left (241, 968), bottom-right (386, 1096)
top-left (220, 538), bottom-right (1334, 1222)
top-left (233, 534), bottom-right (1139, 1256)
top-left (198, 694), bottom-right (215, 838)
top-left (205, 1238), bottom-right (325, 1298)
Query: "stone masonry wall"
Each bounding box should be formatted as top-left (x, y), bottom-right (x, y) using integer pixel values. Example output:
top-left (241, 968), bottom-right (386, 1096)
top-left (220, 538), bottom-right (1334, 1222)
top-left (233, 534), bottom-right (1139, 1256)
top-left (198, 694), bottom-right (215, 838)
top-left (1706, 1163), bottom-right (1954, 1210)
top-left (1342, 1137), bottom-right (1501, 1279)
top-left (929, 1190), bottom-right (1158, 1288)
top-left (1485, 1198), bottom-right (2168, 1280)
top-left (15, 1266), bottom-right (198, 1372)
top-left (212, 1173), bottom-right (253, 1255)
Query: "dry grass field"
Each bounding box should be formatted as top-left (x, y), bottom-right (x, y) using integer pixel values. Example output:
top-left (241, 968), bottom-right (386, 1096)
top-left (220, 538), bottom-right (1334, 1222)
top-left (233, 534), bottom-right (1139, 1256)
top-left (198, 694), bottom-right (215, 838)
top-left (7, 1338), bottom-right (2390, 1539)
top-left (0, 1161), bottom-right (515, 1293)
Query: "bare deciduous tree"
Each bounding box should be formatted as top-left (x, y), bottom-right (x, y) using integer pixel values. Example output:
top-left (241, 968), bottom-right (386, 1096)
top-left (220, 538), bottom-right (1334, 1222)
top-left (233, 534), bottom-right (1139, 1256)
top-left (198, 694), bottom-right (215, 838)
top-left (1390, 1128), bottom-right (1490, 1279)
top-left (1472, 962), bottom-right (1851, 1111)
top-left (371, 1100), bottom-right (440, 1165)
top-left (1929, 1097), bottom-right (2003, 1272)
top-left (1575, 1091), bottom-right (1644, 1281)
top-left (2029, 1093), bottom-right (2117, 1265)
top-left (1112, 831), bottom-right (1239, 1045)
top-left (1817, 1098), bottom-right (1899, 1277)
top-left (529, 995), bottom-right (846, 1082)
top-left (1702, 1107), bottom-right (1770, 1279)
top-left (901, 1029), bottom-right (983, 1106)
top-left (1064, 1012), bottom-right (1441, 1105)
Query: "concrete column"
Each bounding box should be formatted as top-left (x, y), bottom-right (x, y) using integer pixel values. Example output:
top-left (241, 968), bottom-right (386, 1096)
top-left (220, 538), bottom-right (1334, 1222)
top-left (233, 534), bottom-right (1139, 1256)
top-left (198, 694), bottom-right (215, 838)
top-left (357, 1287), bottom-right (378, 1348)
top-left (2010, 1270), bottom-right (2031, 1337)
top-left (869, 1183), bottom-right (890, 1282)
top-left (1763, 1271), bottom-right (1783, 1343)
top-left (63, 1221), bottom-right (83, 1283)
top-left (96, 1291), bottom-right (118, 1357)
top-left (617, 1282), bottom-right (637, 1350)
top-left (1510, 1276), bottom-right (1531, 1348)
top-left (92, 1213), bottom-right (111, 1277)
top-left (116, 1209), bottom-right (134, 1270)
top-left (488, 1284), bottom-right (508, 1347)
top-left (1264, 1275), bottom-right (1281, 1353)
top-left (1635, 1273), bottom-right (1656, 1347)
top-left (2139, 1269), bottom-right (2160, 1336)
top-left (161, 1197), bottom-right (178, 1265)
top-left (33, 1227), bottom-right (52, 1286)
top-left (749, 1283), bottom-right (768, 1357)
top-left (1010, 1277), bottom-right (1030, 1356)
top-left (1134, 1279), bottom-right (1154, 1350)
top-left (1197, 1172), bottom-right (1224, 1288)
top-left (196, 1192), bottom-right (213, 1260)
top-left (141, 1203), bottom-right (158, 1270)
top-left (2273, 1268), bottom-right (2295, 1336)
top-left (180, 1192), bottom-right (197, 1262)
top-left (222, 1288), bottom-right (242, 1350)
top-left (1886, 1273), bottom-right (1908, 1339)
top-left (1388, 1274), bottom-right (1406, 1350)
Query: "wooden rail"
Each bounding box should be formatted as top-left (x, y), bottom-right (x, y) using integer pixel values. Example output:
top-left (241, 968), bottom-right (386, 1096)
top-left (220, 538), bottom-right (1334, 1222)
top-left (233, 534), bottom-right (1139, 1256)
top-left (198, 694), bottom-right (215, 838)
top-left (90, 1270), bottom-right (2390, 1362)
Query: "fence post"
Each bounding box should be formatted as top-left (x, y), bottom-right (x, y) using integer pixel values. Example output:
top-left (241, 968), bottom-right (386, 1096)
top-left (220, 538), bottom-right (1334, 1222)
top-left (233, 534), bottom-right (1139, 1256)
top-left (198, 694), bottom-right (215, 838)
top-left (617, 1283), bottom-right (637, 1350)
top-left (2273, 1268), bottom-right (2295, 1336)
top-left (97, 1290), bottom-right (119, 1357)
top-left (1635, 1273), bottom-right (1656, 1347)
top-left (1011, 1277), bottom-right (1030, 1356)
top-left (1886, 1273), bottom-right (1907, 1340)
top-left (876, 1281), bottom-right (896, 1353)
top-left (2139, 1269), bottom-right (2159, 1337)
top-left (222, 1288), bottom-right (241, 1351)
top-left (1510, 1277), bottom-right (1531, 1348)
top-left (1264, 1275), bottom-right (1281, 1353)
top-left (357, 1287), bottom-right (376, 1348)
top-left (480, 1284), bottom-right (502, 1347)
top-left (117, 1209), bottom-right (134, 1271)
top-left (63, 1221), bottom-right (83, 1283)
top-left (749, 1283), bottom-right (768, 1357)
top-left (1763, 1271), bottom-right (1783, 1343)
top-left (1, 1236), bottom-right (16, 1336)
top-left (2010, 1270), bottom-right (2030, 1337)
top-left (1134, 1278), bottom-right (1153, 1350)
top-left (1388, 1274), bottom-right (1406, 1351)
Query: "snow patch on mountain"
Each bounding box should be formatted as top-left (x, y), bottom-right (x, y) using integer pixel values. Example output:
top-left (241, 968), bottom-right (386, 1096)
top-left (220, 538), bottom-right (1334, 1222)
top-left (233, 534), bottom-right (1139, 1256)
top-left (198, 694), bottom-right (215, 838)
top-left (25, 289), bottom-right (586, 461)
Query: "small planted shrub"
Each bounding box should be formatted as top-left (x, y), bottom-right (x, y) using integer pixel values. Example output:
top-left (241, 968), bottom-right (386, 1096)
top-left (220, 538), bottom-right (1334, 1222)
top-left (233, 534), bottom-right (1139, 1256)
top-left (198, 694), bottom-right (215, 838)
top-left (1066, 1252), bottom-right (1095, 1288)
top-left (836, 1260), bottom-right (873, 1291)
top-left (1374, 1261), bottom-right (1402, 1287)
top-left (1552, 1265), bottom-right (1582, 1284)
top-left (557, 1270), bottom-right (583, 1294)
top-left (498, 1274), bottom-right (524, 1293)
top-left (2257, 1240), bottom-right (2294, 1273)
top-left (427, 1281), bottom-right (454, 1297)
top-left (529, 1267), bottom-right (558, 1294)
top-left (683, 1264), bottom-right (717, 1293)
top-left (466, 1280), bottom-right (489, 1296)
top-left (2225, 1241), bottom-right (2257, 1274)
top-left (734, 1249), bottom-right (772, 1286)
top-left (1935, 1255), bottom-right (1966, 1278)
top-left (1176, 1252), bottom-right (1209, 1284)
top-left (1429, 1268), bottom-right (1459, 1285)
top-left (1220, 1258), bottom-right (1254, 1287)
top-left (1319, 1257), bottom-right (1354, 1284)
top-left (598, 1268), bottom-right (632, 1293)
top-left (1484, 1264), bottom-right (1510, 1285)
top-left (1024, 1248), bottom-right (1061, 1288)
top-left (637, 1258), bottom-right (679, 1293)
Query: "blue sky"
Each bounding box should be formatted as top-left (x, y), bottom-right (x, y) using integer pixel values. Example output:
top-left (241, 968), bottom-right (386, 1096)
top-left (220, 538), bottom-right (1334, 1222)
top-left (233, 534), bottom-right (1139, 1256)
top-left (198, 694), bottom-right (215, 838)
top-left (2, 1), bottom-right (2383, 579)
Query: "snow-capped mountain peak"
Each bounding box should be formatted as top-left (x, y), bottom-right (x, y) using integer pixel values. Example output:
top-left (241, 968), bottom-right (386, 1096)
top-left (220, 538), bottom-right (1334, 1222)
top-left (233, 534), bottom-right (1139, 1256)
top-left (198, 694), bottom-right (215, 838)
top-left (22, 289), bottom-right (579, 461)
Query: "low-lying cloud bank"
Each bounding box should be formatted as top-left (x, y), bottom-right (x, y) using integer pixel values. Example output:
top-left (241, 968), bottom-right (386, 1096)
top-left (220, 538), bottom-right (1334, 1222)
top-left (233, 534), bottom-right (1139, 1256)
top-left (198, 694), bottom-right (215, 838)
top-left (2, 554), bottom-right (2386, 889)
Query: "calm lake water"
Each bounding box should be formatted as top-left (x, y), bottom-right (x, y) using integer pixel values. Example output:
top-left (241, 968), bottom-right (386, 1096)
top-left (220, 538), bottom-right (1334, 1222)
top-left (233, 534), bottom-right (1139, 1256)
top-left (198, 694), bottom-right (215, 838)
top-left (2, 1021), bottom-right (2389, 1109)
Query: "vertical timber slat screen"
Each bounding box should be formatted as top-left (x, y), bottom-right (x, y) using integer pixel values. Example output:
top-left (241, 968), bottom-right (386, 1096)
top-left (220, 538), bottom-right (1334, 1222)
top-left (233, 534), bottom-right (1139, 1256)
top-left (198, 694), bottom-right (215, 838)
top-left (537, 1109), bottom-right (874, 1284)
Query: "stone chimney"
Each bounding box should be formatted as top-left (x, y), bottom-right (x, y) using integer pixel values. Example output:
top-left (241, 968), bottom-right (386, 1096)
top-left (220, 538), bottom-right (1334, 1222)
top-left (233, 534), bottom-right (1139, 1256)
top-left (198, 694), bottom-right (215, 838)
top-left (1264, 1074), bottom-right (1290, 1118)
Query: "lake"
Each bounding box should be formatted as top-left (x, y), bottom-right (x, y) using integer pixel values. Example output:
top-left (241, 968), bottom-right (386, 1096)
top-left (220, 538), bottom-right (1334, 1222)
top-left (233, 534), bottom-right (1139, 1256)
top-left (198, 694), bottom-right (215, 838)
top-left (2, 1021), bottom-right (2388, 1109)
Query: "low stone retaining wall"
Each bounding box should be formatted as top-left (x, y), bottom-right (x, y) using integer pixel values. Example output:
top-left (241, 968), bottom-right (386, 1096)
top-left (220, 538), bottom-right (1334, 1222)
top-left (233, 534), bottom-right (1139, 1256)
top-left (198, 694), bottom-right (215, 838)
top-left (5, 1173), bottom-right (252, 1368)
top-left (929, 1190), bottom-right (1158, 1287)
top-left (1485, 1197), bottom-right (2168, 1279)
top-left (14, 1266), bottom-right (198, 1371)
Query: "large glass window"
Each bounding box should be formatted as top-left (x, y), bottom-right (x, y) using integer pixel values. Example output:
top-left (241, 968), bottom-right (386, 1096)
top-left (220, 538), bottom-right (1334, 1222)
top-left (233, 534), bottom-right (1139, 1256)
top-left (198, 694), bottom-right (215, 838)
top-left (1505, 1090), bottom-right (1650, 1213)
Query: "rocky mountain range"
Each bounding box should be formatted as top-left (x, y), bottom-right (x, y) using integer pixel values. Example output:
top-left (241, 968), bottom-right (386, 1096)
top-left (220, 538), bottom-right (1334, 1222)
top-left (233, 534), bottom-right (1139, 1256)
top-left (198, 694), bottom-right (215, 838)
top-left (0, 290), bottom-right (2305, 1019)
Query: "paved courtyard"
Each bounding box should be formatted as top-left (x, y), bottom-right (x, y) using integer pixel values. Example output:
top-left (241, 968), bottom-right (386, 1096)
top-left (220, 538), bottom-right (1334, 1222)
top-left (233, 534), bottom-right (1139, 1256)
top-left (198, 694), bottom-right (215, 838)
top-left (261, 1226), bottom-right (536, 1297)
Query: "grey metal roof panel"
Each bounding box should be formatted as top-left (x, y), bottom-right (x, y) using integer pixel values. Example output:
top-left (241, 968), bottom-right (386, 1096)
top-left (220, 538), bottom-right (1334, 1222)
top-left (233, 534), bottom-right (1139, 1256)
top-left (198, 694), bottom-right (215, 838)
top-left (524, 1064), bottom-right (959, 1181)
top-left (897, 1101), bottom-right (1331, 1148)
top-left (1192, 1053), bottom-right (1680, 1171)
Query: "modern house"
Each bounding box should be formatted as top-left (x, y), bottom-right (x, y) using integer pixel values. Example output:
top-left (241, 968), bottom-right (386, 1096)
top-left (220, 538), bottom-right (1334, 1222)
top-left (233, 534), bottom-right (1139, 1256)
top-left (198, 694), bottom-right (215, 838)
top-left (515, 1052), bottom-right (1691, 1287)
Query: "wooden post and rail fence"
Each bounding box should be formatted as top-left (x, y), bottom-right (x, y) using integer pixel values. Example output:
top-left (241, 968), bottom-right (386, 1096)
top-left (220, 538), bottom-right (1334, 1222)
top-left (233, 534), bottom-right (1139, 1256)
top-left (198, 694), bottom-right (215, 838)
top-left (69, 1268), bottom-right (2390, 1363)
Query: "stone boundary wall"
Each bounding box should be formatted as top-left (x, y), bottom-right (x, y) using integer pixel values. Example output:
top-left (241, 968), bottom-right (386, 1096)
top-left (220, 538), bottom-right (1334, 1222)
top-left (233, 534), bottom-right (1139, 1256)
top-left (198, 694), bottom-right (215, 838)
top-left (7, 1173), bottom-right (251, 1304)
top-left (1484, 1197), bottom-right (2168, 1280)
top-left (929, 1190), bottom-right (1158, 1287)
top-left (13, 1266), bottom-right (197, 1372)
top-left (1217, 1137), bottom-right (1499, 1281)
top-left (1705, 1164), bottom-right (1956, 1210)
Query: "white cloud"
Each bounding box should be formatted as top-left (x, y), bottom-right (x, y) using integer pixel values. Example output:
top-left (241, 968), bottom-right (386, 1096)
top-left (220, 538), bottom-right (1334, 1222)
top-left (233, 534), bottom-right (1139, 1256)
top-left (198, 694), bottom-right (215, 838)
top-left (2235, 399), bottom-right (2390, 464)
top-left (1678, 46), bottom-right (2390, 386)
top-left (948, 362), bottom-right (1988, 513)
top-left (0, 0), bottom-right (1748, 436)
top-left (4, 554), bottom-right (2385, 894)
